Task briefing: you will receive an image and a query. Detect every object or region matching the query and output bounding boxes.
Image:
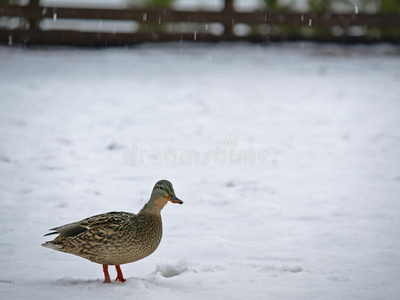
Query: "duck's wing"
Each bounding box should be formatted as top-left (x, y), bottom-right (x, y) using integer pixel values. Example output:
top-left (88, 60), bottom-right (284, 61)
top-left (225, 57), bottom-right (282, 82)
top-left (44, 212), bottom-right (134, 237)
top-left (44, 221), bottom-right (86, 237)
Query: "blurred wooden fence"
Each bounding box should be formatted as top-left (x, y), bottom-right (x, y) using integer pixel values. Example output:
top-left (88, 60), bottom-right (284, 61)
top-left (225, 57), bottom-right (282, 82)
top-left (1, 0), bottom-right (399, 46)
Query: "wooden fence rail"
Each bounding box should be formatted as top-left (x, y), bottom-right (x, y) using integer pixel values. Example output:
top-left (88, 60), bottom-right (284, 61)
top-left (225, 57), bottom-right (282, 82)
top-left (1, 0), bottom-right (400, 46)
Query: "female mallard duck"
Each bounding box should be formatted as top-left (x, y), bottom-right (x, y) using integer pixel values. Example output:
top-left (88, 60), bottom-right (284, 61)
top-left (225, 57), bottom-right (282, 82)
top-left (42, 180), bottom-right (183, 283)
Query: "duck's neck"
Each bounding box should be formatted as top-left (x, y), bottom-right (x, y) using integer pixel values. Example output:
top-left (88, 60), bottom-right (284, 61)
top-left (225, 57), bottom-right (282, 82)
top-left (140, 196), bottom-right (168, 215)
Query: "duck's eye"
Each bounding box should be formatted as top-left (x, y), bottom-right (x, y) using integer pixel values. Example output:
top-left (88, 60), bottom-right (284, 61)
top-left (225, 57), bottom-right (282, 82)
top-left (159, 186), bottom-right (164, 190)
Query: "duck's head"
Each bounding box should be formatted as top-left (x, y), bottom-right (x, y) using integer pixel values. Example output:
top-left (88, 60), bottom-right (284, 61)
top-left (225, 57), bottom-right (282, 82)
top-left (142, 180), bottom-right (183, 214)
top-left (152, 180), bottom-right (183, 204)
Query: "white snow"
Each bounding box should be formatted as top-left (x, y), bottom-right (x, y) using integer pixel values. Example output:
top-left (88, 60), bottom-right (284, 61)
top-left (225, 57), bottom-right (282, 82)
top-left (1, 43), bottom-right (400, 299)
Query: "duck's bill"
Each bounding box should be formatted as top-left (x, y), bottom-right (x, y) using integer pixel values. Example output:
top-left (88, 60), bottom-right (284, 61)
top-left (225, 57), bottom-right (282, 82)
top-left (168, 195), bottom-right (183, 204)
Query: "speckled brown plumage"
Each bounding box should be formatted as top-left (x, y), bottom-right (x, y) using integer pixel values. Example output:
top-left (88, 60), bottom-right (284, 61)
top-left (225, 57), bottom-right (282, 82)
top-left (42, 180), bottom-right (183, 283)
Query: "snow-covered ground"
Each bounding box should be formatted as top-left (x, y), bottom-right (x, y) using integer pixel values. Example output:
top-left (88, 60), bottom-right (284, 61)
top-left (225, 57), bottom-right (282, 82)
top-left (1, 43), bottom-right (400, 299)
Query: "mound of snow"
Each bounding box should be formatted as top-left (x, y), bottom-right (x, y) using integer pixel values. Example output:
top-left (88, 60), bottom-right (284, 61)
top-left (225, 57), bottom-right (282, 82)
top-left (154, 260), bottom-right (189, 278)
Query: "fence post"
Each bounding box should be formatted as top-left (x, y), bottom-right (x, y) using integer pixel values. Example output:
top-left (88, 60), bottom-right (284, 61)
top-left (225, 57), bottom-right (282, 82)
top-left (27, 0), bottom-right (40, 31)
top-left (224, 0), bottom-right (234, 11)
top-left (223, 0), bottom-right (234, 36)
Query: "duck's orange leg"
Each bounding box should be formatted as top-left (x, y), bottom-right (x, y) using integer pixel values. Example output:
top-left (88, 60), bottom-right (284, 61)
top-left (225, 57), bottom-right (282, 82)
top-left (115, 265), bottom-right (126, 282)
top-left (103, 265), bottom-right (111, 283)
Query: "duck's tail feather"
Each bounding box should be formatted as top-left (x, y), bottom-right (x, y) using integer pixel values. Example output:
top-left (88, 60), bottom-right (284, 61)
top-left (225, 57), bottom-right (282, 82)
top-left (41, 241), bottom-right (62, 250)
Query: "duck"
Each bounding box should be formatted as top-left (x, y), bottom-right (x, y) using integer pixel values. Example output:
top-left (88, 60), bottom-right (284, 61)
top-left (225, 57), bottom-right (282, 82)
top-left (42, 179), bottom-right (183, 283)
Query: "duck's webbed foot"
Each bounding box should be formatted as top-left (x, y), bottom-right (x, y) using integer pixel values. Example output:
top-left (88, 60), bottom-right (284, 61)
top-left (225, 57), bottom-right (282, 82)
top-left (103, 265), bottom-right (111, 283)
top-left (115, 265), bottom-right (126, 283)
